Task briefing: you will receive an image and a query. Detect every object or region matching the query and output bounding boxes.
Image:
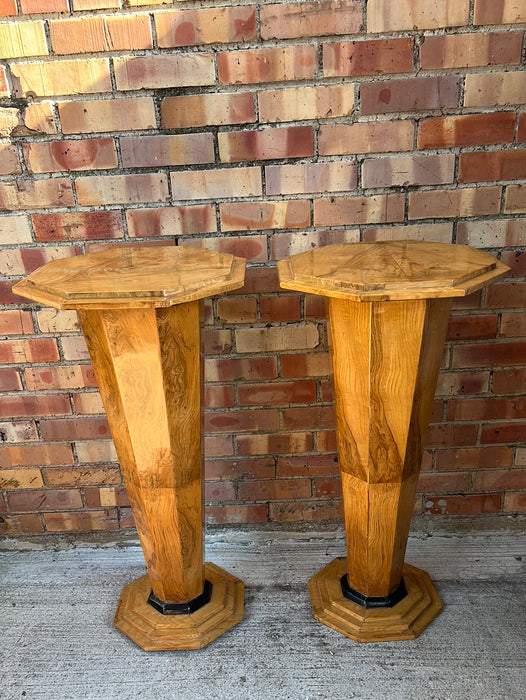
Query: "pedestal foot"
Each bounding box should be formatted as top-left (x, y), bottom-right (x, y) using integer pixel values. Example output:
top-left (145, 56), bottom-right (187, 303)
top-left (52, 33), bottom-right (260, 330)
top-left (308, 557), bottom-right (442, 643)
top-left (114, 563), bottom-right (244, 651)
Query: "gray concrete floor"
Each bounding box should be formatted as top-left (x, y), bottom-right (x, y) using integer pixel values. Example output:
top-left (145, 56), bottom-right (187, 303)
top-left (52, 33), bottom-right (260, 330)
top-left (1, 520), bottom-right (525, 700)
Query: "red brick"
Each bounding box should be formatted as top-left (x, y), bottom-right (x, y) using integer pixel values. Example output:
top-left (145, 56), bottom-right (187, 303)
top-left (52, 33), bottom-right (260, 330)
top-left (437, 370), bottom-right (488, 396)
top-left (417, 471), bottom-right (470, 494)
top-left (0, 0), bottom-right (17, 15)
top-left (269, 500), bottom-right (342, 522)
top-left (7, 488), bottom-right (83, 511)
top-left (493, 369), bottom-right (526, 395)
top-left (205, 481), bottom-right (236, 503)
top-left (237, 266), bottom-right (280, 294)
top-left (205, 357), bottom-right (277, 383)
top-left (0, 394), bottom-right (72, 419)
top-left (238, 380), bottom-right (316, 406)
top-left (216, 297), bottom-right (257, 324)
top-left (421, 32), bottom-right (522, 69)
top-left (259, 85), bottom-right (354, 123)
top-left (0, 444), bottom-right (74, 469)
top-left (218, 45), bottom-right (317, 85)
top-left (312, 477), bottom-right (341, 498)
top-left (161, 93), bottom-right (254, 129)
top-left (260, 295), bottom-right (301, 323)
top-left (281, 353), bottom-right (332, 379)
top-left (0, 514), bottom-right (44, 535)
top-left (474, 0), bottom-right (526, 25)
top-left (127, 206), bottom-right (216, 237)
top-left (156, 6), bottom-right (256, 47)
top-left (185, 235), bottom-right (268, 264)
top-left (0, 144), bottom-right (21, 175)
top-left (314, 194), bottom-right (404, 226)
top-left (205, 504), bottom-right (267, 525)
top-left (114, 54), bottom-right (214, 90)
top-left (486, 282), bottom-right (526, 309)
top-left (426, 424), bottom-right (478, 447)
top-left (0, 310), bottom-right (33, 335)
top-left (204, 329), bottom-right (232, 355)
top-left (305, 296), bottom-right (328, 319)
top-left (1, 246), bottom-right (81, 277)
top-left (58, 98), bottom-right (156, 134)
top-left (459, 150), bottom-right (526, 183)
top-left (24, 365), bottom-right (96, 391)
top-left (0, 368), bottom-right (22, 392)
top-left (32, 211), bottom-right (124, 243)
top-left (44, 510), bottom-right (119, 532)
top-left (0, 178), bottom-right (74, 210)
top-left (418, 112), bottom-right (515, 149)
top-left (362, 154), bottom-right (454, 188)
top-left (76, 173), bottom-right (169, 206)
top-left (517, 113), bottom-right (526, 142)
top-left (72, 393), bottom-right (104, 415)
top-left (238, 477), bottom-right (311, 501)
top-left (451, 290), bottom-right (483, 311)
top-left (319, 121), bottom-right (414, 155)
top-left (0, 338), bottom-right (59, 365)
top-left (120, 133), bottom-right (214, 168)
top-left (504, 493), bottom-right (526, 513)
top-left (446, 315), bottom-right (498, 341)
top-left (452, 342), bottom-right (526, 368)
top-left (277, 454), bottom-right (339, 478)
top-left (205, 457), bottom-right (275, 481)
top-left (424, 494), bottom-right (501, 515)
top-left (282, 406), bottom-right (335, 431)
top-left (236, 431), bottom-right (314, 456)
top-left (367, 1), bottom-right (469, 32)
top-left (219, 126), bottom-right (313, 163)
top-left (408, 187), bottom-right (501, 219)
top-left (505, 185), bottom-right (526, 213)
top-left (84, 485), bottom-right (129, 508)
top-left (261, 1), bottom-right (361, 39)
top-left (324, 38), bottom-right (413, 77)
top-left (204, 385), bottom-right (235, 409)
top-left (447, 397), bottom-right (526, 422)
top-left (24, 138), bottom-right (117, 174)
top-left (0, 421), bottom-right (38, 443)
top-left (50, 15), bottom-right (152, 54)
top-left (436, 446), bottom-right (514, 471)
top-left (204, 435), bottom-right (234, 458)
top-left (361, 76), bottom-right (459, 115)
top-left (473, 468), bottom-right (526, 492)
top-left (20, 0), bottom-right (68, 12)
top-left (0, 65), bottom-right (8, 95)
top-left (220, 200), bottom-right (310, 231)
top-left (500, 250), bottom-right (526, 278)
top-left (481, 423), bottom-right (526, 444)
top-left (40, 417), bottom-right (110, 441)
top-left (501, 312), bottom-right (526, 337)
top-left (0, 468), bottom-right (43, 490)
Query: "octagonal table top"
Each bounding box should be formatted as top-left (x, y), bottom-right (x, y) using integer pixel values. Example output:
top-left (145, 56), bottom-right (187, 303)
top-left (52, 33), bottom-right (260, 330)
top-left (13, 246), bottom-right (246, 309)
top-left (277, 241), bottom-right (509, 302)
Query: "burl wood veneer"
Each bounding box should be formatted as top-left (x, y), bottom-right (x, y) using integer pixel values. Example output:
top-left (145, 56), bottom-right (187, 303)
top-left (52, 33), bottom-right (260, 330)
top-left (278, 241), bottom-right (508, 642)
top-left (14, 246), bottom-right (246, 650)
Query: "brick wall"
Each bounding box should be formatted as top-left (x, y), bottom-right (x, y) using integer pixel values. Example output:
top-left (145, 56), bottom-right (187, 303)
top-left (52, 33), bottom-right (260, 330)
top-left (1, 0), bottom-right (525, 536)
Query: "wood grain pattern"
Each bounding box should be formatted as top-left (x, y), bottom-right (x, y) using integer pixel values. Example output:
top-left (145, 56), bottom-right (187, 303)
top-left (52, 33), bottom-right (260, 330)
top-left (278, 240), bottom-right (509, 301)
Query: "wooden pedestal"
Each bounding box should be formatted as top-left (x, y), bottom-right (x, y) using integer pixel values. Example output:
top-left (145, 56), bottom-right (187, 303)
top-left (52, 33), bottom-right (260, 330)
top-left (279, 241), bottom-right (508, 643)
top-left (14, 246), bottom-right (246, 650)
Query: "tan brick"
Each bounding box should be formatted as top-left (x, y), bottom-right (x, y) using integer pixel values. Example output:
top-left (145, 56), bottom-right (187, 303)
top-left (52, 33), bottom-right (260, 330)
top-left (73, 392), bottom-right (104, 415)
top-left (11, 59), bottom-right (111, 98)
top-left (25, 365), bottom-right (96, 391)
top-left (236, 432), bottom-right (314, 457)
top-left (361, 76), bottom-right (459, 115)
top-left (319, 120), bottom-right (414, 155)
top-left (114, 54), bottom-right (214, 91)
top-left (32, 211), bottom-right (124, 243)
top-left (161, 93), bottom-right (255, 129)
top-left (0, 246), bottom-right (79, 276)
top-left (0, 421), bottom-right (38, 443)
top-left (71, 0), bottom-right (119, 9)
top-left (0, 144), bottom-right (21, 175)
top-left (266, 162), bottom-right (357, 196)
top-left (474, 0), bottom-right (526, 25)
top-left (220, 200), bottom-right (310, 232)
top-left (0, 444), bottom-right (74, 468)
top-left (58, 98), bottom-right (156, 134)
top-left (271, 230), bottom-right (360, 260)
top-left (0, 108), bottom-right (21, 137)
top-left (60, 336), bottom-right (89, 361)
top-left (421, 33), bottom-right (522, 69)
top-left (464, 72), bottom-right (526, 107)
top-left (261, 1), bottom-right (361, 39)
top-left (363, 223), bottom-right (453, 243)
top-left (50, 14), bottom-right (152, 54)
top-left (314, 194), bottom-right (405, 226)
top-left (218, 46), bottom-right (317, 85)
top-left (0, 468), bottom-right (43, 490)
top-left (0, 179), bottom-right (74, 211)
top-left (216, 297), bottom-right (258, 324)
top-left (0, 21), bottom-right (48, 58)
top-left (126, 205), bottom-right (216, 237)
top-left (408, 187), bottom-right (502, 220)
top-left (155, 6), bottom-right (256, 47)
top-left (259, 85), bottom-right (354, 123)
top-left (363, 154), bottom-right (455, 188)
top-left (36, 309), bottom-right (79, 333)
top-left (324, 38), bottom-right (413, 77)
top-left (120, 134), bottom-right (213, 168)
top-left (170, 167), bottom-right (261, 201)
top-left (219, 126), bottom-right (314, 163)
top-left (367, 0), bottom-right (469, 31)
top-left (76, 173), bottom-right (169, 206)
top-left (0, 215), bottom-right (32, 244)
top-left (235, 324), bottom-right (318, 353)
top-left (24, 138), bottom-right (117, 174)
top-left (44, 510), bottom-right (119, 532)
top-left (418, 112), bottom-right (515, 149)
top-left (457, 218), bottom-right (526, 248)
top-left (76, 440), bottom-right (117, 464)
top-left (23, 103), bottom-right (57, 135)
top-left (504, 185), bottom-right (526, 213)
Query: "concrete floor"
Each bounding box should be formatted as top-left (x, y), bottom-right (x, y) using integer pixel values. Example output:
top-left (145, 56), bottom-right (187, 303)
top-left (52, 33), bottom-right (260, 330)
top-left (1, 519), bottom-right (525, 700)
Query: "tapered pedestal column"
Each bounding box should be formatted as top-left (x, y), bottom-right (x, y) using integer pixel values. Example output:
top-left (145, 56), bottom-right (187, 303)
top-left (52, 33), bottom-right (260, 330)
top-left (278, 241), bottom-right (508, 642)
top-left (14, 246), bottom-right (246, 650)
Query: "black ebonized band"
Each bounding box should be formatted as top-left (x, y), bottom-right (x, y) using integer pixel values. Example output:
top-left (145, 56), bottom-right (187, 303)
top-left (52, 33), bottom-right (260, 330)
top-left (147, 579), bottom-right (213, 615)
top-left (340, 574), bottom-right (407, 609)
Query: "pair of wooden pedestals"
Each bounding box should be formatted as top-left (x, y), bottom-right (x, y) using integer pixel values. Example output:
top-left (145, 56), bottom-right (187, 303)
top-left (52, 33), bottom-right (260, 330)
top-left (14, 241), bottom-right (508, 650)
